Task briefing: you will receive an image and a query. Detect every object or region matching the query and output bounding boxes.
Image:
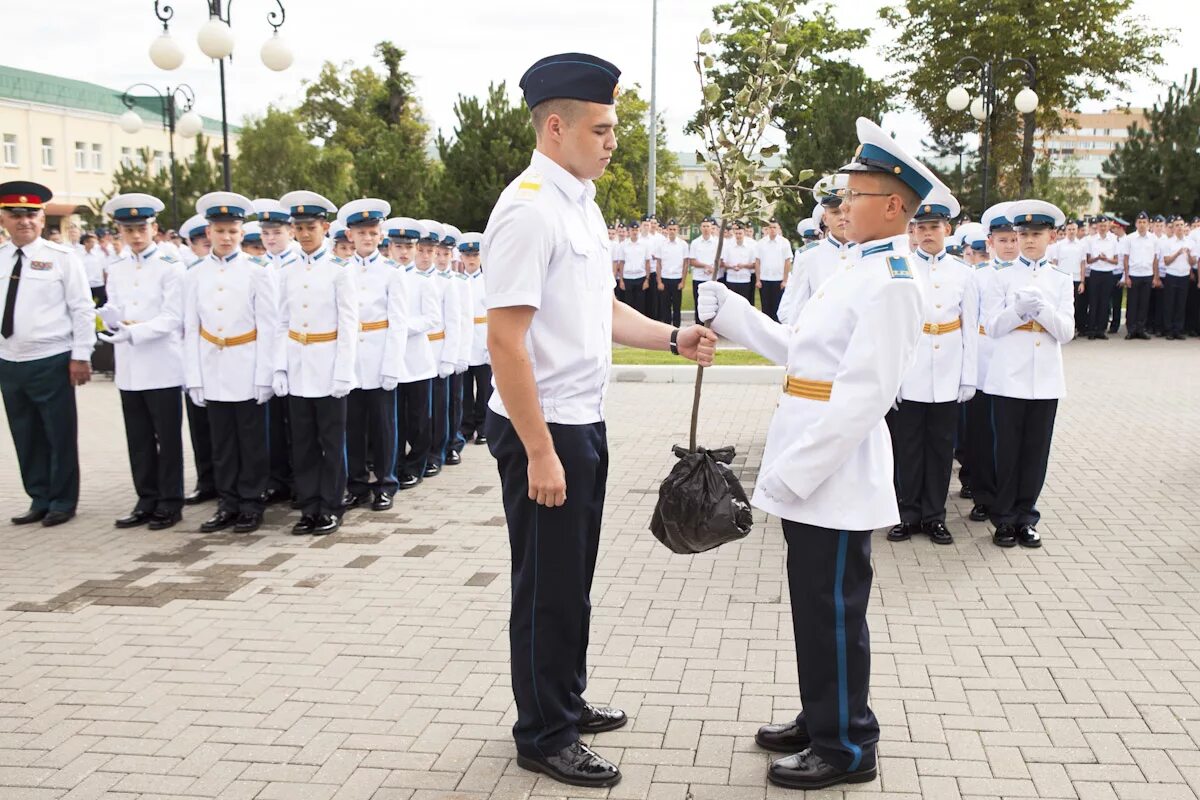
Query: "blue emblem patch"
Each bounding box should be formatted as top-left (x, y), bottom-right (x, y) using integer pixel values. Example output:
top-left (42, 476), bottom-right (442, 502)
top-left (887, 256), bottom-right (912, 279)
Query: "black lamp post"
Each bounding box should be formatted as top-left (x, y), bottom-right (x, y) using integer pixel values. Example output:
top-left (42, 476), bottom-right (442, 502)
top-left (119, 83), bottom-right (198, 226)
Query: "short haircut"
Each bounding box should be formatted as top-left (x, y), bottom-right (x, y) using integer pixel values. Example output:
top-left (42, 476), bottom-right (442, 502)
top-left (530, 98), bottom-right (586, 136)
top-left (874, 173), bottom-right (922, 217)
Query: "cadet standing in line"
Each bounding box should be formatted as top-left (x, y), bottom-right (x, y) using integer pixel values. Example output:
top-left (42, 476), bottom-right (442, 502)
top-left (98, 193), bottom-right (187, 531)
top-left (241, 222), bottom-right (266, 257)
top-left (1121, 211), bottom-right (1159, 340)
top-left (179, 213), bottom-right (218, 505)
top-left (457, 232), bottom-right (492, 445)
top-left (329, 221), bottom-right (354, 259)
top-left (615, 221), bottom-right (650, 313)
top-left (1159, 215), bottom-right (1194, 339)
top-left (777, 179), bottom-right (858, 325)
top-left (699, 118), bottom-right (931, 790)
top-left (655, 220), bottom-right (688, 327)
top-left (688, 216), bottom-right (718, 310)
top-left (0, 182), bottom-right (95, 527)
top-left (183, 192), bottom-right (277, 534)
top-left (440, 223), bottom-right (472, 466)
top-left (950, 220), bottom-right (988, 500)
top-left (421, 220), bottom-right (464, 475)
top-left (1050, 219), bottom-right (1088, 336)
top-left (755, 218), bottom-right (793, 322)
top-left (1085, 216), bottom-right (1120, 338)
top-left (340, 199), bottom-right (406, 512)
top-left (981, 200), bottom-right (1073, 549)
top-left (484, 53), bottom-right (716, 788)
top-left (276, 191), bottom-right (358, 536)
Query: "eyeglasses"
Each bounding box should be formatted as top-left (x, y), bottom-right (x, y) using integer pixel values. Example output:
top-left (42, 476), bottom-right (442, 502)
top-left (830, 189), bottom-right (894, 204)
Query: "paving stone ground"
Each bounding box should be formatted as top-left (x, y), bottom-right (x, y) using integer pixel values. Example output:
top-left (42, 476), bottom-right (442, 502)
top-left (0, 336), bottom-right (1198, 800)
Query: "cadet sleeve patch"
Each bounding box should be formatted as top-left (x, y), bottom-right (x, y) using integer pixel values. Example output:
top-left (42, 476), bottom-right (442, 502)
top-left (515, 171), bottom-right (543, 201)
top-left (887, 256), bottom-right (913, 279)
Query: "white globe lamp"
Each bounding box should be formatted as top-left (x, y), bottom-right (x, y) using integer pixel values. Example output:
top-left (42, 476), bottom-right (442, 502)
top-left (119, 109), bottom-right (144, 134)
top-left (945, 85), bottom-right (970, 112)
top-left (260, 33), bottom-right (293, 72)
top-left (197, 16), bottom-right (234, 60)
top-left (149, 33), bottom-right (185, 70)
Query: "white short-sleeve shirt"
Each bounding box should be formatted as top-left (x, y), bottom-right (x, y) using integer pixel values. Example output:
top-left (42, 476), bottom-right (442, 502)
top-left (756, 235), bottom-right (792, 281)
top-left (656, 237), bottom-right (689, 280)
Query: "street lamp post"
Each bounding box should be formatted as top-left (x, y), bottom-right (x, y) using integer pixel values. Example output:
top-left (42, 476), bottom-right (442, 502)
top-left (119, 83), bottom-right (201, 226)
top-left (148, 1), bottom-right (293, 192)
top-left (945, 57), bottom-right (1039, 211)
top-left (647, 0), bottom-right (658, 219)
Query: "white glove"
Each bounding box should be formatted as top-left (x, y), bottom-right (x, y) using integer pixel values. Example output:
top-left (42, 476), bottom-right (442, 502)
top-left (755, 468), bottom-right (798, 505)
top-left (331, 380), bottom-right (353, 399)
top-left (98, 327), bottom-right (132, 344)
top-left (696, 280), bottom-right (732, 323)
top-left (272, 371), bottom-right (288, 397)
top-left (456, 361), bottom-right (468, 374)
top-left (255, 385), bottom-right (274, 405)
top-left (97, 304), bottom-right (123, 330)
top-left (1013, 292), bottom-right (1039, 317)
top-left (381, 377), bottom-right (399, 392)
top-left (957, 385), bottom-right (976, 404)
top-left (438, 361), bottom-right (455, 378)
top-left (187, 388), bottom-right (206, 408)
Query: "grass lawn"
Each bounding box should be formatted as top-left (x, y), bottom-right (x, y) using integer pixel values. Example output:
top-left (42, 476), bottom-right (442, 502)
top-left (611, 347), bottom-right (773, 366)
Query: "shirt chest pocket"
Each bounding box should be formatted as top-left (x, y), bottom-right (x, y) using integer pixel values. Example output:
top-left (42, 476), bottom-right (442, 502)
top-left (568, 235), bottom-right (611, 292)
top-left (18, 268), bottom-right (63, 301)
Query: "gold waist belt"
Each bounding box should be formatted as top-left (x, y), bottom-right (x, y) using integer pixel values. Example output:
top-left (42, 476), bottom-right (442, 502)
top-left (782, 376), bottom-right (833, 402)
top-left (360, 320), bottom-right (388, 332)
top-left (922, 318), bottom-right (962, 335)
top-left (200, 327), bottom-right (257, 348)
top-left (473, 316), bottom-right (487, 324)
top-left (1015, 320), bottom-right (1047, 333)
top-left (288, 329), bottom-right (338, 345)
top-left (428, 331), bottom-right (446, 341)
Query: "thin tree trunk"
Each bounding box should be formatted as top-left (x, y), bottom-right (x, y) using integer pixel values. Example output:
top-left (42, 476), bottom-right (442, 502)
top-left (688, 218), bottom-right (727, 452)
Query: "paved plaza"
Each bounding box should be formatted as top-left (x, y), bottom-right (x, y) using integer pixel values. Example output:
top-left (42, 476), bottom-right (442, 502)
top-left (0, 338), bottom-right (1198, 800)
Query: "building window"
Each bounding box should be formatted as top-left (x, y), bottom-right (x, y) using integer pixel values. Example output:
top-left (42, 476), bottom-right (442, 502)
top-left (91, 143), bottom-right (102, 171)
top-left (152, 150), bottom-right (166, 173)
top-left (120, 147), bottom-right (133, 168)
top-left (41, 138), bottom-right (54, 168)
top-left (74, 141), bottom-right (87, 170)
top-left (2, 134), bottom-right (16, 166)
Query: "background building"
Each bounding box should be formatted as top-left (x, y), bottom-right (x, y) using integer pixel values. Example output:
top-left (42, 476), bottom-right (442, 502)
top-left (1040, 107), bottom-right (1148, 212)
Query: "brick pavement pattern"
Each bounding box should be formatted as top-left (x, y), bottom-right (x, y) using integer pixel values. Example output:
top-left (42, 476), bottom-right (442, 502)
top-left (0, 337), bottom-right (1198, 799)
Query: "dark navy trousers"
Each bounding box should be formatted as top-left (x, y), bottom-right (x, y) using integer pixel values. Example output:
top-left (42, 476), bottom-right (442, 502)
top-left (989, 396), bottom-right (1057, 528)
top-left (964, 391), bottom-right (997, 508)
top-left (347, 388), bottom-right (398, 496)
top-left (486, 410), bottom-right (608, 758)
top-left (783, 522), bottom-right (879, 772)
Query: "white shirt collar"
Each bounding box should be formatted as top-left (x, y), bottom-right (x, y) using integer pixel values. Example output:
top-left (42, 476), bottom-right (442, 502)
top-left (531, 149), bottom-right (595, 207)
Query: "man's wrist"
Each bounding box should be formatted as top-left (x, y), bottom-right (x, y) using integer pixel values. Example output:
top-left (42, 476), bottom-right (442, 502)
top-left (669, 328), bottom-right (680, 355)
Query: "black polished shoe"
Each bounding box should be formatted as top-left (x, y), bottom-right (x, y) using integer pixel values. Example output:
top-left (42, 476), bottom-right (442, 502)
top-left (371, 492), bottom-right (394, 511)
top-left (115, 509), bottom-right (154, 529)
top-left (445, 450), bottom-right (462, 466)
top-left (147, 510), bottom-right (182, 531)
top-left (767, 748), bottom-right (876, 790)
top-left (291, 515), bottom-right (316, 535)
top-left (958, 485), bottom-right (974, 499)
top-left (922, 519), bottom-right (954, 545)
top-left (474, 435), bottom-right (487, 445)
top-left (11, 508), bottom-right (48, 525)
top-left (993, 524), bottom-right (1017, 548)
top-left (1016, 524), bottom-right (1042, 548)
top-left (1125, 333), bottom-right (1136, 340)
top-left (755, 720), bottom-right (812, 753)
top-left (232, 513), bottom-right (262, 534)
top-left (398, 473), bottom-right (422, 490)
top-left (1095, 333), bottom-right (1109, 340)
top-left (343, 491), bottom-right (371, 510)
top-left (969, 503), bottom-right (990, 522)
top-left (260, 487), bottom-right (291, 506)
top-left (578, 703), bottom-right (627, 733)
top-left (516, 741), bottom-right (621, 789)
top-left (887, 522), bottom-right (914, 542)
top-left (200, 509), bottom-right (238, 533)
top-left (183, 488), bottom-right (217, 506)
top-left (1137, 332), bottom-right (1152, 340)
top-left (422, 463), bottom-right (442, 478)
top-left (311, 514), bottom-right (339, 536)
top-left (41, 510), bottom-right (75, 527)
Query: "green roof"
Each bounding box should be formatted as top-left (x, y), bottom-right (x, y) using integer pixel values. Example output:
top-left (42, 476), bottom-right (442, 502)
top-left (0, 65), bottom-right (236, 135)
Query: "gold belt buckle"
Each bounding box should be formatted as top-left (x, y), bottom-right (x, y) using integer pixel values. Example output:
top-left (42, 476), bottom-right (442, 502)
top-left (296, 332), bottom-right (308, 345)
top-left (929, 322), bottom-right (941, 335)
top-left (213, 335), bottom-right (226, 349)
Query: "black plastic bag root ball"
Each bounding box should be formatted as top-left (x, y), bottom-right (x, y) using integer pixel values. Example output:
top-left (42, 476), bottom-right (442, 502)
top-left (650, 445), bottom-right (754, 554)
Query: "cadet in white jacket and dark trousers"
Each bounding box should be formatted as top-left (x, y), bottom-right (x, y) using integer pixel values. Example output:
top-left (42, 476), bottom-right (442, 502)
top-left (457, 232), bottom-right (491, 444)
top-left (440, 223), bottom-right (473, 465)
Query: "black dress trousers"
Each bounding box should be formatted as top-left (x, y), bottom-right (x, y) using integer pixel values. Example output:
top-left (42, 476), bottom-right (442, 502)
top-left (1185, 272), bottom-right (1200, 335)
top-left (266, 395), bottom-right (294, 494)
top-left (0, 352), bottom-right (80, 513)
top-left (428, 376), bottom-right (451, 468)
top-left (460, 364), bottom-right (492, 441)
top-left (205, 399), bottom-right (269, 516)
top-left (760, 279), bottom-right (784, 322)
top-left (347, 388), bottom-right (398, 497)
top-left (1087, 271), bottom-right (1117, 335)
top-left (288, 394), bottom-right (348, 518)
top-left (964, 391), bottom-right (997, 508)
top-left (184, 393), bottom-right (215, 493)
top-left (644, 272), bottom-right (660, 321)
top-left (119, 387), bottom-right (184, 515)
top-left (622, 281), bottom-right (645, 316)
top-left (989, 395), bottom-right (1058, 528)
top-left (1072, 282), bottom-right (1088, 334)
top-left (886, 400), bottom-right (958, 524)
top-left (1126, 276), bottom-right (1152, 335)
top-left (397, 378), bottom-right (432, 480)
top-left (1164, 274), bottom-right (1189, 336)
top-left (486, 410), bottom-right (608, 759)
top-left (1107, 279), bottom-right (1124, 332)
top-left (659, 277), bottom-right (683, 327)
top-left (448, 372), bottom-right (466, 456)
top-left (782, 522), bottom-right (879, 773)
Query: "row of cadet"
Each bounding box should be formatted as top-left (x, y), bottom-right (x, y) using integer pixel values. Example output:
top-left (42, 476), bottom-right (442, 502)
top-left (92, 189), bottom-right (492, 537)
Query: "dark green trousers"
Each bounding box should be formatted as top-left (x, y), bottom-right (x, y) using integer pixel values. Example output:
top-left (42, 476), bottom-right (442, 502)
top-left (0, 352), bottom-right (80, 513)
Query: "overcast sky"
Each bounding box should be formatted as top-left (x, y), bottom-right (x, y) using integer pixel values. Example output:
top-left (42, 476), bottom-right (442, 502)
top-left (11, 0), bottom-right (1198, 157)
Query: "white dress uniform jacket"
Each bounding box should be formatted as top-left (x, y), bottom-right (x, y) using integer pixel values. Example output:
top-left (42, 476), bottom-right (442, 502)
top-left (267, 242), bottom-right (302, 271)
top-left (351, 251), bottom-right (407, 390)
top-left (0, 238), bottom-right (95, 363)
top-left (399, 265), bottom-right (440, 382)
top-left (466, 269), bottom-right (489, 366)
top-left (969, 261), bottom-right (1003, 389)
top-left (276, 246), bottom-right (358, 398)
top-left (709, 234), bottom-right (924, 530)
top-left (429, 267), bottom-right (461, 372)
top-left (900, 248), bottom-right (978, 403)
top-left (103, 244), bottom-right (185, 391)
top-left (483, 149), bottom-right (614, 425)
top-left (452, 271), bottom-right (473, 371)
top-left (183, 250), bottom-right (278, 402)
top-left (777, 236), bottom-right (858, 324)
top-left (982, 256), bottom-right (1074, 400)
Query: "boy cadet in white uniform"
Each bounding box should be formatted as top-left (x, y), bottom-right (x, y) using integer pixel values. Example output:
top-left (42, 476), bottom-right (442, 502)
top-left (328, 221), bottom-right (353, 259)
top-left (419, 220), bottom-right (464, 475)
top-left (698, 118), bottom-right (929, 790)
top-left (755, 217), bottom-right (793, 321)
top-left (777, 182), bottom-right (858, 326)
top-left (655, 220), bottom-right (689, 327)
top-left (982, 199), bottom-right (1073, 549)
top-left (340, 199), bottom-right (407, 512)
top-left (276, 191), bottom-right (358, 536)
top-left (179, 214), bottom-right (217, 506)
top-left (457, 232), bottom-right (491, 445)
top-left (411, 221), bottom-right (450, 478)
top-left (885, 185), bottom-right (977, 546)
top-left (440, 223), bottom-right (473, 465)
top-left (183, 192), bottom-right (277, 534)
top-left (688, 216), bottom-right (719, 310)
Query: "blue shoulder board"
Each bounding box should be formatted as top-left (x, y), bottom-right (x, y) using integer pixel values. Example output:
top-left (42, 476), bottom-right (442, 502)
top-left (798, 241), bottom-right (819, 255)
top-left (160, 253), bottom-right (178, 264)
top-left (330, 255), bottom-right (349, 266)
top-left (887, 256), bottom-right (912, 279)
top-left (247, 255), bottom-right (268, 267)
top-left (437, 270), bottom-right (451, 279)
top-left (383, 257), bottom-right (398, 268)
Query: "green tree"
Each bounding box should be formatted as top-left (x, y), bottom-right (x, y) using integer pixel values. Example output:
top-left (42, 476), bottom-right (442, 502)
top-left (611, 86), bottom-right (680, 218)
top-left (658, 183), bottom-right (714, 227)
top-left (880, 0), bottom-right (1169, 197)
top-left (431, 82), bottom-right (535, 231)
top-left (95, 134), bottom-right (223, 231)
top-left (233, 107), bottom-right (355, 202)
top-left (1031, 157), bottom-right (1092, 219)
top-left (594, 163), bottom-right (640, 225)
top-left (1103, 71), bottom-right (1200, 220)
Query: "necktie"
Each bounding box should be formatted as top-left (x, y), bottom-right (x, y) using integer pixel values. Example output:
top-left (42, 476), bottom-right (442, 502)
top-left (1, 248), bottom-right (23, 339)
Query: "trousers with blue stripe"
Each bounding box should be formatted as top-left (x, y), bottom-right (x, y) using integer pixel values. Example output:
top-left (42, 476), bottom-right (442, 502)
top-left (782, 521), bottom-right (879, 772)
top-left (486, 410), bottom-right (608, 758)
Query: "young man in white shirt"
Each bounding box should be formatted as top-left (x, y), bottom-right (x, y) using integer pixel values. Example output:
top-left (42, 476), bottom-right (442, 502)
top-left (755, 218), bottom-right (793, 322)
top-left (1084, 216), bottom-right (1120, 339)
top-left (688, 217), bottom-right (719, 310)
top-left (721, 222), bottom-right (758, 304)
top-left (615, 223), bottom-right (651, 314)
top-left (1121, 211), bottom-right (1160, 340)
top-left (655, 219), bottom-right (689, 327)
top-left (1051, 219), bottom-right (1088, 335)
top-left (1158, 215), bottom-right (1194, 339)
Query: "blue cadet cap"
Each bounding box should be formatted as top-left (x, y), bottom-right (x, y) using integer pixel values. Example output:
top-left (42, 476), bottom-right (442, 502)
top-left (1152, 213), bottom-right (1166, 223)
top-left (279, 190), bottom-right (337, 221)
top-left (520, 52), bottom-right (621, 109)
top-left (384, 217), bottom-right (424, 241)
top-left (440, 223), bottom-right (462, 248)
top-left (981, 201), bottom-right (1015, 232)
top-left (417, 219), bottom-right (442, 244)
top-left (457, 232), bottom-right (483, 254)
top-left (242, 221), bottom-right (262, 243)
top-left (702, 216), bottom-right (716, 224)
top-left (839, 117), bottom-right (938, 201)
top-left (328, 220), bottom-right (348, 242)
top-left (252, 198), bottom-right (292, 225)
top-left (912, 182), bottom-right (961, 222)
top-left (1136, 210), bottom-right (1149, 220)
top-left (181, 213), bottom-right (208, 240)
top-left (103, 192), bottom-right (165, 223)
top-left (197, 191), bottom-right (254, 221)
top-left (338, 198), bottom-right (391, 227)
top-left (1008, 199), bottom-right (1066, 230)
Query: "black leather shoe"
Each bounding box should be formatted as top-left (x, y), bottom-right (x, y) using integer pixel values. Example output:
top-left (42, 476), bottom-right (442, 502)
top-left (474, 435), bottom-right (487, 445)
top-left (1016, 524), bottom-right (1042, 548)
top-left (115, 509), bottom-right (153, 529)
top-left (578, 703), bottom-right (627, 733)
top-left (343, 492), bottom-right (370, 510)
top-left (232, 513), bottom-right (262, 534)
top-left (1137, 332), bottom-right (1152, 340)
top-left (11, 508), bottom-right (48, 525)
top-left (993, 524), bottom-right (1017, 548)
top-left (887, 522), bottom-right (914, 542)
top-left (969, 503), bottom-right (990, 522)
top-left (516, 741), bottom-right (621, 789)
top-left (371, 492), bottom-right (394, 511)
top-left (1095, 333), bottom-right (1109, 340)
top-left (1125, 333), bottom-right (1136, 340)
top-left (260, 487), bottom-right (291, 506)
top-left (767, 748), bottom-right (876, 790)
top-left (398, 473), bottom-right (422, 490)
top-left (922, 520), bottom-right (954, 545)
top-left (755, 720), bottom-right (812, 753)
top-left (147, 511), bottom-right (183, 531)
top-left (422, 463), bottom-right (442, 478)
top-left (958, 485), bottom-right (974, 499)
top-left (200, 510), bottom-right (237, 533)
top-left (41, 510), bottom-right (75, 527)
top-left (311, 514), bottom-right (339, 536)
top-left (291, 515), bottom-right (316, 535)
top-left (445, 450), bottom-right (462, 466)
top-left (184, 488), bottom-right (217, 505)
